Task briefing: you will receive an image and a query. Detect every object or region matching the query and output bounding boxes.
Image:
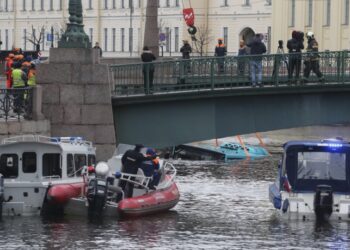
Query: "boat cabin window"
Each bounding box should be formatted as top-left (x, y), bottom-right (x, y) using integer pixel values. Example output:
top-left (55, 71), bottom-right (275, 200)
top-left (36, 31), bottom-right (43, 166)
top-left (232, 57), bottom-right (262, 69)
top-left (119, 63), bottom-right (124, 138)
top-left (297, 152), bottom-right (346, 181)
top-left (0, 154), bottom-right (18, 178)
top-left (22, 152), bottom-right (36, 173)
top-left (43, 154), bottom-right (61, 177)
top-left (88, 154), bottom-right (96, 166)
top-left (74, 154), bottom-right (86, 176)
top-left (67, 154), bottom-right (74, 177)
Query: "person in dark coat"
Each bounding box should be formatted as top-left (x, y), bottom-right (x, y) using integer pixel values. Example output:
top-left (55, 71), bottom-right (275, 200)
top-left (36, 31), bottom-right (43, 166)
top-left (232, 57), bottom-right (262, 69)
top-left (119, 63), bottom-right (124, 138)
top-left (247, 34), bottom-right (267, 87)
top-left (215, 38), bottom-right (227, 73)
top-left (93, 42), bottom-right (102, 57)
top-left (141, 46), bottom-right (156, 94)
top-left (287, 31), bottom-right (304, 83)
top-left (120, 144), bottom-right (155, 198)
top-left (237, 40), bottom-right (248, 76)
top-left (303, 31), bottom-right (324, 83)
top-left (180, 40), bottom-right (192, 73)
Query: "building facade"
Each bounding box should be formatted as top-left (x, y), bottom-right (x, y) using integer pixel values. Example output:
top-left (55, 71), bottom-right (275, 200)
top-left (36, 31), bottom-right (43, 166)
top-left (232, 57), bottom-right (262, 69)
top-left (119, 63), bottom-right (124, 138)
top-left (272, 0), bottom-right (350, 53)
top-left (0, 0), bottom-right (272, 57)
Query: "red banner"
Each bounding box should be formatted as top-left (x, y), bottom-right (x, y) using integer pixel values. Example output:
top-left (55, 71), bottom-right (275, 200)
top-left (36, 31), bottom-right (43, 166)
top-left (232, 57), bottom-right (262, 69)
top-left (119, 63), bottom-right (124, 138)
top-left (183, 8), bottom-right (195, 27)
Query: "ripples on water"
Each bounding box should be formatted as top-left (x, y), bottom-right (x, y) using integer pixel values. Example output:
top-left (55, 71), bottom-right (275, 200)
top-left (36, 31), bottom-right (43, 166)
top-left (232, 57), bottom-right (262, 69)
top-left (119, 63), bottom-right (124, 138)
top-left (1, 155), bottom-right (350, 249)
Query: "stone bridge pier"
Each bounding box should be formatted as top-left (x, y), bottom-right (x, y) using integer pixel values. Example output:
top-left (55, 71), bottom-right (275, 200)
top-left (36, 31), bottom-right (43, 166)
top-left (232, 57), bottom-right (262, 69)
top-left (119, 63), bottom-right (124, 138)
top-left (37, 48), bottom-right (116, 161)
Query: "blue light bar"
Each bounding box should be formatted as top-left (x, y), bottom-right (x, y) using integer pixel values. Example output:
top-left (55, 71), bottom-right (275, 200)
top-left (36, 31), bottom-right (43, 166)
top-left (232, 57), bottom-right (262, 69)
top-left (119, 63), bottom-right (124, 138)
top-left (317, 143), bottom-right (343, 148)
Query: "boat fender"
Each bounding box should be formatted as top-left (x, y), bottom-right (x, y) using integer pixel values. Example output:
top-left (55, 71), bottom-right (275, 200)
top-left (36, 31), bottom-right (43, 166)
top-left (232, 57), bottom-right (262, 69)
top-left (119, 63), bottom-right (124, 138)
top-left (282, 199), bottom-right (289, 213)
top-left (273, 194), bottom-right (282, 210)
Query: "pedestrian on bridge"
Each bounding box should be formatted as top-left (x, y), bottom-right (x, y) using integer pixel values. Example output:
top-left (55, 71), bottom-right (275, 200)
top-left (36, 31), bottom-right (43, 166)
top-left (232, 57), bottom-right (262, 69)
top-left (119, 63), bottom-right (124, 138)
top-left (180, 40), bottom-right (192, 73)
top-left (215, 38), bottom-right (227, 73)
top-left (287, 31), bottom-right (304, 84)
top-left (247, 33), bottom-right (266, 87)
top-left (141, 46), bottom-right (156, 94)
top-left (303, 31), bottom-right (324, 83)
top-left (237, 40), bottom-right (248, 77)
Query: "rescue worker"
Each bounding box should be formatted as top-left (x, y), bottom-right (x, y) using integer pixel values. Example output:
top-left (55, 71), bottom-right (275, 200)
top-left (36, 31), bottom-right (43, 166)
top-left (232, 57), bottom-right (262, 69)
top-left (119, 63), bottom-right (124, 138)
top-left (120, 144), bottom-right (156, 198)
top-left (303, 31), bottom-right (324, 83)
top-left (11, 62), bottom-right (27, 114)
top-left (215, 38), bottom-right (227, 73)
top-left (21, 56), bottom-right (32, 75)
top-left (27, 63), bottom-right (36, 86)
top-left (5, 53), bottom-right (14, 88)
top-left (140, 148), bottom-right (161, 189)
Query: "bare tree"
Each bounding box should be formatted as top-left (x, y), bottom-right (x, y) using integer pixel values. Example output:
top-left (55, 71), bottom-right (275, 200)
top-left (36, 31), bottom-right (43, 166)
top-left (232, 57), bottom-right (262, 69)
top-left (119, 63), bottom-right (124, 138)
top-left (143, 0), bottom-right (159, 57)
top-left (191, 25), bottom-right (213, 57)
top-left (24, 25), bottom-right (45, 51)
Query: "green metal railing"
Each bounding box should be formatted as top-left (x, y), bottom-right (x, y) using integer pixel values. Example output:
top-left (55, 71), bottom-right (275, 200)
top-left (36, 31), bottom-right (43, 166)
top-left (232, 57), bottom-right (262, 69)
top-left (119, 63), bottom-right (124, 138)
top-left (109, 50), bottom-right (350, 97)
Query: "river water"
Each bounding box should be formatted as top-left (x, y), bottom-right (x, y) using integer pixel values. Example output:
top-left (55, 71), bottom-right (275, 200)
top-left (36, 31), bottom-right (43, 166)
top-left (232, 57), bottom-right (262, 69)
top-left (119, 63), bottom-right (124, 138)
top-left (1, 156), bottom-right (350, 249)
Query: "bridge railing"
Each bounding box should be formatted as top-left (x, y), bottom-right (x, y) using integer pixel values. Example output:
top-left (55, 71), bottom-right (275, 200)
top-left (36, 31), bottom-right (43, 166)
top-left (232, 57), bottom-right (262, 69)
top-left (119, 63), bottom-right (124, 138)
top-left (0, 88), bottom-right (33, 121)
top-left (109, 50), bottom-right (350, 96)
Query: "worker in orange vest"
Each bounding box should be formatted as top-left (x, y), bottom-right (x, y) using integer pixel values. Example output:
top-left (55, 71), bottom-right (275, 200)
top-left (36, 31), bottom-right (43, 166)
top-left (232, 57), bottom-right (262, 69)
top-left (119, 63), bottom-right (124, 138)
top-left (5, 53), bottom-right (15, 88)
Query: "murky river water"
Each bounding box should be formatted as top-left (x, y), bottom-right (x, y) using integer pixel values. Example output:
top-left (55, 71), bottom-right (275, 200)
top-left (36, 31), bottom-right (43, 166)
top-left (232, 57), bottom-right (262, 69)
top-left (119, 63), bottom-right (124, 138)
top-left (1, 156), bottom-right (350, 249)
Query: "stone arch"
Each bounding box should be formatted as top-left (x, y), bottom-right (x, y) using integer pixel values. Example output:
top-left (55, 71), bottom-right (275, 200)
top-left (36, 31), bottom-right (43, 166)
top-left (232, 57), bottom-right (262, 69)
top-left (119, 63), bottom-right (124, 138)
top-left (239, 27), bottom-right (255, 45)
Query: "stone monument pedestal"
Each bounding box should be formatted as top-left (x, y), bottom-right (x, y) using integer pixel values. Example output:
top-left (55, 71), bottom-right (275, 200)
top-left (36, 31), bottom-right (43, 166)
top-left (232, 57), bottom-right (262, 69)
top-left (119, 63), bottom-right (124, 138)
top-left (37, 47), bottom-right (116, 161)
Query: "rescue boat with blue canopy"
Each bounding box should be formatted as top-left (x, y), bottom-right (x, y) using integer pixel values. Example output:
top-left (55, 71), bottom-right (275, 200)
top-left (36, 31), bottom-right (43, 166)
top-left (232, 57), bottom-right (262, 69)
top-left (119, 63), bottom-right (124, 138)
top-left (269, 138), bottom-right (350, 221)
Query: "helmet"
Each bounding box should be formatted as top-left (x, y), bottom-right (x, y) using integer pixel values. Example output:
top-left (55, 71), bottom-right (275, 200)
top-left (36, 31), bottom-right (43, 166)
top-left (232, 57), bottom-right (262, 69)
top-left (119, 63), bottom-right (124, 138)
top-left (306, 31), bottom-right (314, 38)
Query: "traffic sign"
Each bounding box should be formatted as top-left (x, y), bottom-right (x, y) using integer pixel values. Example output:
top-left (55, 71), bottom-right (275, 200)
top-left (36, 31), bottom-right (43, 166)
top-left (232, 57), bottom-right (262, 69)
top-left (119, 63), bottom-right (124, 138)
top-left (159, 33), bottom-right (166, 42)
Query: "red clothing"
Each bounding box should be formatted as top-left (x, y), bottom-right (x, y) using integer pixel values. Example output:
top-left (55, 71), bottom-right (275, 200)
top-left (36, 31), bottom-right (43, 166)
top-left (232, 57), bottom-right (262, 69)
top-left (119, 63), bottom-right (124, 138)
top-left (5, 58), bottom-right (13, 88)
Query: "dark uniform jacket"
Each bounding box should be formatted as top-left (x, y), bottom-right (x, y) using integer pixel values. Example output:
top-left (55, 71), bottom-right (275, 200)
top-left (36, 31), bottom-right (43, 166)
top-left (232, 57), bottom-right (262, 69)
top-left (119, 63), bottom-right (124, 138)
top-left (215, 44), bottom-right (227, 57)
top-left (180, 44), bottom-right (192, 59)
top-left (121, 149), bottom-right (152, 174)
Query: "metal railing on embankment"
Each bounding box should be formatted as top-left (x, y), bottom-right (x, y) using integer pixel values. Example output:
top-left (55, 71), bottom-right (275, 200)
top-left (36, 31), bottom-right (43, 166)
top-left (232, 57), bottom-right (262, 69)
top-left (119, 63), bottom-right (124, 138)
top-left (0, 88), bottom-right (33, 121)
top-left (109, 50), bottom-right (350, 97)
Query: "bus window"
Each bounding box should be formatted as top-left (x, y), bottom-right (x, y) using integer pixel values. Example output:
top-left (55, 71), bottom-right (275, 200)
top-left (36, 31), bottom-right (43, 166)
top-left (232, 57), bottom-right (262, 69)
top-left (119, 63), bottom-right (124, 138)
top-left (43, 154), bottom-right (61, 177)
top-left (74, 154), bottom-right (86, 176)
top-left (88, 154), bottom-right (96, 166)
top-left (0, 154), bottom-right (18, 178)
top-left (23, 152), bottom-right (36, 173)
top-left (67, 154), bottom-right (74, 177)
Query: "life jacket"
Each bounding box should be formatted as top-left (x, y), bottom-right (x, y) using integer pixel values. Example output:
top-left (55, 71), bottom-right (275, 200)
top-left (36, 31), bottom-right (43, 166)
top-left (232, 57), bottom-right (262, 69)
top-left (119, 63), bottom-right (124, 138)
top-left (27, 68), bottom-right (36, 86)
top-left (12, 69), bottom-right (25, 88)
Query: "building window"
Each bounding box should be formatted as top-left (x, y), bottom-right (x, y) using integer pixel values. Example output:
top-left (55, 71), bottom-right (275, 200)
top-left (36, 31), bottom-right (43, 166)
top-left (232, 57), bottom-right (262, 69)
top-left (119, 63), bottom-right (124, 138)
top-left (223, 0), bottom-right (228, 7)
top-left (174, 27), bottom-right (179, 52)
top-left (59, 0), bottom-right (62, 11)
top-left (165, 27), bottom-right (170, 52)
top-left (166, 0), bottom-right (170, 7)
top-left (288, 0), bottom-right (295, 27)
top-left (31, 0), bottom-right (35, 10)
top-left (243, 0), bottom-right (250, 6)
top-left (122, 0), bottom-right (125, 8)
top-left (22, 0), bottom-right (26, 11)
top-left (343, 0), bottom-right (349, 25)
top-left (23, 28), bottom-right (27, 50)
top-left (175, 0), bottom-right (179, 7)
top-left (129, 28), bottom-right (133, 52)
top-left (139, 0), bottom-right (142, 8)
top-left (88, 0), bottom-right (92, 9)
top-left (89, 28), bottom-right (93, 43)
top-left (40, 0), bottom-right (44, 10)
top-left (112, 0), bottom-right (116, 9)
top-left (223, 27), bottom-right (228, 47)
top-left (121, 28), bottom-right (125, 52)
top-left (306, 0), bottom-right (313, 27)
top-left (104, 0), bottom-right (108, 9)
top-left (324, 0), bottom-right (331, 26)
top-left (49, 0), bottom-right (53, 10)
top-left (5, 29), bottom-right (8, 49)
top-left (112, 28), bottom-right (116, 51)
top-left (104, 28), bottom-right (108, 51)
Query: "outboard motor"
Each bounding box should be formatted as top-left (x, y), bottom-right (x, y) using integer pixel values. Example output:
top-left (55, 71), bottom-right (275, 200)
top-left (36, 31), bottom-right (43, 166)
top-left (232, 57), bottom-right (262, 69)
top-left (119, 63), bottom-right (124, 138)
top-left (0, 174), bottom-right (4, 219)
top-left (87, 162), bottom-right (110, 218)
top-left (314, 185), bottom-right (333, 220)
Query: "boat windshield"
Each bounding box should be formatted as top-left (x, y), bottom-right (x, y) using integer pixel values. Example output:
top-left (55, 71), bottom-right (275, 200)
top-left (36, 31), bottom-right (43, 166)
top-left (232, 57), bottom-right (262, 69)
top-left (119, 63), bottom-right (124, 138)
top-left (297, 152), bottom-right (346, 181)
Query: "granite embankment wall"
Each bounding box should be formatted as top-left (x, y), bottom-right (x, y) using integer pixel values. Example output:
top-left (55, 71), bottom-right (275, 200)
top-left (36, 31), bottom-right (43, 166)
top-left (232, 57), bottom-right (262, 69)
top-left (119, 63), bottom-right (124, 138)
top-left (0, 120), bottom-right (51, 142)
top-left (37, 48), bottom-right (116, 161)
